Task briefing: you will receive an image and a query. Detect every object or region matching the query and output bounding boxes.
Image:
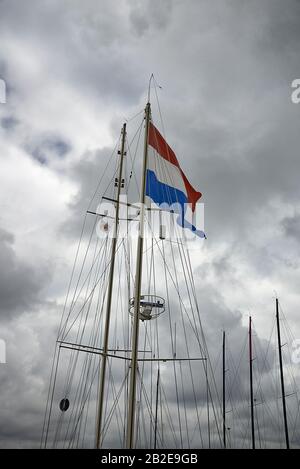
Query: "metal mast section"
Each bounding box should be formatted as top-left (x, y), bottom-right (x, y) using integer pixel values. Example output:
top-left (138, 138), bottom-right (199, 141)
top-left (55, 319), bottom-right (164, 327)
top-left (126, 102), bottom-right (151, 448)
top-left (249, 316), bottom-right (255, 449)
top-left (222, 331), bottom-right (226, 448)
top-left (95, 123), bottom-right (127, 449)
top-left (276, 298), bottom-right (290, 449)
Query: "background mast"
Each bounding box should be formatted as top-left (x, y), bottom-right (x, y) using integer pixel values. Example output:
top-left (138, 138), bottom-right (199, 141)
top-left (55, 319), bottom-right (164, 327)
top-left (222, 331), bottom-right (226, 448)
top-left (276, 298), bottom-right (290, 449)
top-left (249, 316), bottom-right (255, 449)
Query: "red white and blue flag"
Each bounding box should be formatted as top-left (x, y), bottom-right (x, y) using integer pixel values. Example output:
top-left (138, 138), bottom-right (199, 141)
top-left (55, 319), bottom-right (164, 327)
top-left (145, 122), bottom-right (205, 238)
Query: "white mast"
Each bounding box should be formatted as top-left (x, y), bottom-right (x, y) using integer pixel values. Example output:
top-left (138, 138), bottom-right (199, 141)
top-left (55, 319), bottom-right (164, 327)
top-left (126, 102), bottom-right (151, 448)
top-left (95, 123), bottom-right (127, 449)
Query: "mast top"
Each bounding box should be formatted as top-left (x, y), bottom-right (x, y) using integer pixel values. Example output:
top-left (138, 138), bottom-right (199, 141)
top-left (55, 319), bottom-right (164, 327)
top-left (147, 74), bottom-right (154, 103)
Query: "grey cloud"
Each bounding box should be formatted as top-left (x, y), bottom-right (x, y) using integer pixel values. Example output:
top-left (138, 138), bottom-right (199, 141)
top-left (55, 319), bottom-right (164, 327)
top-left (0, 0), bottom-right (300, 449)
top-left (0, 303), bottom-right (61, 448)
top-left (282, 213), bottom-right (300, 242)
top-left (0, 0), bottom-right (146, 108)
top-left (60, 146), bottom-right (117, 238)
top-left (1, 116), bottom-right (18, 130)
top-left (28, 136), bottom-right (71, 165)
top-left (0, 227), bottom-right (51, 319)
top-left (129, 0), bottom-right (173, 37)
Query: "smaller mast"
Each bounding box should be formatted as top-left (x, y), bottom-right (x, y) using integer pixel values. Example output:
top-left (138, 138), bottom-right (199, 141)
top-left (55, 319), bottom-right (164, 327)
top-left (95, 123), bottom-right (127, 449)
top-left (276, 298), bottom-right (290, 449)
top-left (205, 360), bottom-right (211, 448)
top-left (249, 316), bottom-right (255, 449)
top-left (222, 330), bottom-right (226, 449)
top-left (154, 368), bottom-right (160, 450)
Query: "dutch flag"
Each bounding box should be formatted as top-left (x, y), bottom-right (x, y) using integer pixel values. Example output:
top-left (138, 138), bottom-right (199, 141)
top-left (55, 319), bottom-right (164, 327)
top-left (145, 122), bottom-right (206, 239)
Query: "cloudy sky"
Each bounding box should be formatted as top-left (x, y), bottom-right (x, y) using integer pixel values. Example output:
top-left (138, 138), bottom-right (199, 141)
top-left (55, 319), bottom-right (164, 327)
top-left (0, 0), bottom-right (300, 449)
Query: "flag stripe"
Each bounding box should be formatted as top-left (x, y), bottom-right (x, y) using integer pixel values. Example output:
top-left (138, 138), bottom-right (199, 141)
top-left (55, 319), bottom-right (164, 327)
top-left (146, 169), bottom-right (188, 208)
top-left (148, 122), bottom-right (202, 210)
top-left (148, 122), bottom-right (179, 168)
top-left (147, 147), bottom-right (187, 195)
top-left (145, 169), bottom-right (206, 239)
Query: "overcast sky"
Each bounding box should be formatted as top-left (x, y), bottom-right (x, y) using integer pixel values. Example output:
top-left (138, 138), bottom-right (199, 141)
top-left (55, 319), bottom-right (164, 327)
top-left (0, 0), bottom-right (300, 448)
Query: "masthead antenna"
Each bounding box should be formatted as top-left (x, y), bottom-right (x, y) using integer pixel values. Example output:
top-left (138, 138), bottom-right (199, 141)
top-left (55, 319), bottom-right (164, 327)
top-left (147, 73), bottom-right (154, 102)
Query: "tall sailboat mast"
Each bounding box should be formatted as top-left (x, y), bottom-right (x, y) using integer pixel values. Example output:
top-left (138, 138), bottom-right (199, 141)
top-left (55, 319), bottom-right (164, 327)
top-left (276, 298), bottom-right (290, 449)
top-left (126, 102), bottom-right (151, 448)
top-left (95, 123), bottom-right (127, 449)
top-left (249, 316), bottom-right (255, 449)
top-left (222, 331), bottom-right (226, 448)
